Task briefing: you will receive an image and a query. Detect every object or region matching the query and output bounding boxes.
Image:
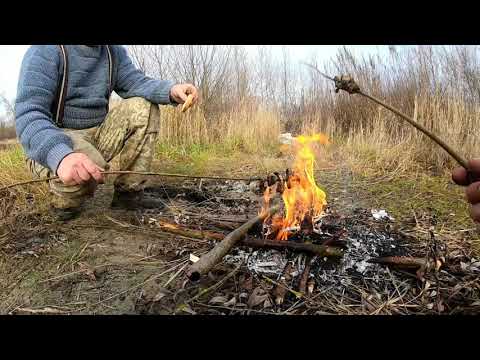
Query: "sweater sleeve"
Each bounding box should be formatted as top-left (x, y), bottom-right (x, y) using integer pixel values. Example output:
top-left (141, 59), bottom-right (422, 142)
top-left (112, 46), bottom-right (176, 105)
top-left (15, 46), bottom-right (74, 174)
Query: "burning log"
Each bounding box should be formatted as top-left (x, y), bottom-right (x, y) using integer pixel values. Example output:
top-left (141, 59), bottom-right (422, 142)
top-left (273, 261), bottom-right (294, 305)
top-left (241, 238), bottom-right (343, 258)
top-left (186, 205), bottom-right (281, 281)
top-left (300, 213), bottom-right (314, 235)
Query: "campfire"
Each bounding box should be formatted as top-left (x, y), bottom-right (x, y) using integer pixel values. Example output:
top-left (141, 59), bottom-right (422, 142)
top-left (6, 141), bottom-right (479, 314)
top-left (7, 131), bottom-right (466, 314)
top-left (260, 133), bottom-right (329, 241)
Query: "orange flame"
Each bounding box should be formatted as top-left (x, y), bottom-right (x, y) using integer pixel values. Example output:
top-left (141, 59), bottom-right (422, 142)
top-left (263, 133), bottom-right (329, 241)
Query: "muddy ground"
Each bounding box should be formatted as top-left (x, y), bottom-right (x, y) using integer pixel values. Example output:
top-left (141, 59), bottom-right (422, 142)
top-left (1, 162), bottom-right (479, 315)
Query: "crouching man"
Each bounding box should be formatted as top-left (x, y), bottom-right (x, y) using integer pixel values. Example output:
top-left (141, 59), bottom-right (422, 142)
top-left (15, 45), bottom-right (198, 221)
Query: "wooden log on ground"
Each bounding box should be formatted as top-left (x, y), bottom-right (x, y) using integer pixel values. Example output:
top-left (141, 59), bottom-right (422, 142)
top-left (155, 220), bottom-right (224, 241)
top-left (368, 256), bottom-right (427, 269)
top-left (145, 220), bottom-right (343, 258)
top-left (186, 205), bottom-right (280, 281)
top-left (241, 238), bottom-right (344, 258)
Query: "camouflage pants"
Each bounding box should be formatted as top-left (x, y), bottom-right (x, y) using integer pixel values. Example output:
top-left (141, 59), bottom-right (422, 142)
top-left (27, 97), bottom-right (160, 209)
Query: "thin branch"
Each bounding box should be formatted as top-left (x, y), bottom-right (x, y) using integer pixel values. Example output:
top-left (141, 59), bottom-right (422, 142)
top-left (0, 170), bottom-right (262, 192)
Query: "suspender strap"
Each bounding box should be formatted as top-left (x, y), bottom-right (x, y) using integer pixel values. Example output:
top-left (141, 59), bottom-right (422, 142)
top-left (105, 45), bottom-right (113, 113)
top-left (53, 45), bottom-right (114, 128)
top-left (54, 45), bottom-right (68, 128)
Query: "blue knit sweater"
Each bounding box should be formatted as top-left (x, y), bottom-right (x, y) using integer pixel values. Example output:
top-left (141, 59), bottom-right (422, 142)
top-left (15, 45), bottom-right (175, 173)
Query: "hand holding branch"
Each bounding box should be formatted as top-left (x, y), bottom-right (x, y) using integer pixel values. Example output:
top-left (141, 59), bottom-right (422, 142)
top-left (452, 159), bottom-right (480, 222)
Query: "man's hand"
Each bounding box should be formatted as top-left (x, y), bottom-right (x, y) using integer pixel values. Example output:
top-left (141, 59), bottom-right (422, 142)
top-left (452, 159), bottom-right (480, 222)
top-left (57, 153), bottom-right (105, 186)
top-left (170, 83), bottom-right (199, 105)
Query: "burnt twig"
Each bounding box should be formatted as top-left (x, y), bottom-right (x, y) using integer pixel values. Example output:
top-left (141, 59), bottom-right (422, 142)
top-left (298, 256), bottom-right (313, 295)
top-left (274, 261), bottom-right (294, 305)
top-left (368, 256), bottom-right (427, 269)
top-left (241, 238), bottom-right (344, 257)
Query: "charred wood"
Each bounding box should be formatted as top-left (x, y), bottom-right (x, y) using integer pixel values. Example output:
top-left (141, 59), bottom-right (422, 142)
top-left (274, 261), bottom-right (294, 305)
top-left (298, 256), bottom-right (312, 295)
top-left (241, 238), bottom-right (344, 257)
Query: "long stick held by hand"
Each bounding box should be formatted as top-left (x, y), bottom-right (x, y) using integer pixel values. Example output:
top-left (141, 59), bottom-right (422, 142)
top-left (303, 63), bottom-right (476, 180)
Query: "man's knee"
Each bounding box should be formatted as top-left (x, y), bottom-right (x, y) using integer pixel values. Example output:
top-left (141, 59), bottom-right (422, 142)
top-left (121, 97), bottom-right (152, 109)
top-left (115, 97), bottom-right (159, 132)
top-left (118, 97), bottom-right (156, 119)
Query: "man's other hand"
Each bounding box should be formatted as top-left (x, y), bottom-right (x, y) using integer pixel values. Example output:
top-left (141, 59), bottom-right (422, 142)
top-left (452, 159), bottom-right (480, 222)
top-left (57, 153), bottom-right (105, 186)
top-left (170, 83), bottom-right (199, 105)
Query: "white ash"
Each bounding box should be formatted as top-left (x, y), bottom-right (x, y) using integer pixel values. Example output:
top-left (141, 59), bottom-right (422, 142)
top-left (231, 182), bottom-right (250, 193)
top-left (211, 180), bottom-right (255, 194)
top-left (313, 228), bottom-right (407, 290)
top-left (246, 250), bottom-right (289, 276)
top-left (224, 224), bottom-right (406, 289)
top-left (460, 258), bottom-right (480, 272)
top-left (371, 209), bottom-right (395, 221)
top-left (224, 249), bottom-right (290, 276)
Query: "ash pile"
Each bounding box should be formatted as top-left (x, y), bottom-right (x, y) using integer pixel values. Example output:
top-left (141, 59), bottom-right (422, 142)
top-left (224, 206), bottom-right (414, 307)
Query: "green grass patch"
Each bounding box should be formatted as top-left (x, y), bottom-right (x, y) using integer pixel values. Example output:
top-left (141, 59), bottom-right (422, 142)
top-left (0, 144), bottom-right (26, 172)
top-left (0, 145), bottom-right (49, 214)
top-left (355, 172), bottom-right (473, 230)
top-left (155, 141), bottom-right (284, 178)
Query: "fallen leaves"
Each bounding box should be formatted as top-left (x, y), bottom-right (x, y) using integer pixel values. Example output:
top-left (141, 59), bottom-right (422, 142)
top-left (209, 296), bottom-right (229, 305)
top-left (247, 287), bottom-right (270, 308)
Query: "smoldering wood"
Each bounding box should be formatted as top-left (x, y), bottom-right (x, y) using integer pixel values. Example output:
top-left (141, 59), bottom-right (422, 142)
top-left (144, 219), bottom-right (344, 257)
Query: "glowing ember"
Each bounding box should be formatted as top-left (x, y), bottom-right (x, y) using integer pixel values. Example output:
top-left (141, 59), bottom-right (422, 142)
top-left (262, 133), bottom-right (329, 240)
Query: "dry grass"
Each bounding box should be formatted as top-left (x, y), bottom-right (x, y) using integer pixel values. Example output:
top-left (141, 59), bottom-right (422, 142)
top-left (0, 124), bottom-right (16, 142)
top-left (157, 99), bottom-right (282, 155)
top-left (310, 46), bottom-right (480, 174)
top-left (0, 145), bottom-right (49, 219)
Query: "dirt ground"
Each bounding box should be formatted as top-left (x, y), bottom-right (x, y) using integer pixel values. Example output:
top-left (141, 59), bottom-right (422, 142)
top-left (1, 154), bottom-right (479, 315)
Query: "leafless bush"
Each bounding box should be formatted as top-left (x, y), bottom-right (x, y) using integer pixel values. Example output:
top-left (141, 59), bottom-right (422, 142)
top-left (0, 93), bottom-right (15, 141)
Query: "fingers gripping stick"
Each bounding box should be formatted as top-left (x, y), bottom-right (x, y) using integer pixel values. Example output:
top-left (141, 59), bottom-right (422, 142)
top-left (467, 170), bottom-right (480, 185)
